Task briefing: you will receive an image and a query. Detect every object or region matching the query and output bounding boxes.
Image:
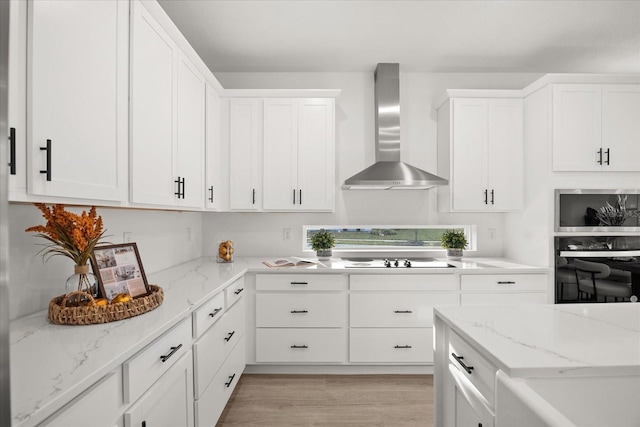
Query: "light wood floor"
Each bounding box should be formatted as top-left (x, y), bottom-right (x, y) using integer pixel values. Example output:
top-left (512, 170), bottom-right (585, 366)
top-left (216, 374), bottom-right (434, 427)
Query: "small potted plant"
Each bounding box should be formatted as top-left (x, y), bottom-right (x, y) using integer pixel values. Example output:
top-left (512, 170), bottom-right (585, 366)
top-left (310, 229), bottom-right (336, 260)
top-left (440, 229), bottom-right (468, 260)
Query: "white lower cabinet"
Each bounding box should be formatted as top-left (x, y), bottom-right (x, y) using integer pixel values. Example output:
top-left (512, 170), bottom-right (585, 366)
top-left (124, 351), bottom-right (194, 427)
top-left (349, 274), bottom-right (459, 364)
top-left (460, 273), bottom-right (548, 306)
top-left (256, 328), bottom-right (345, 363)
top-left (40, 369), bottom-right (124, 427)
top-left (193, 284), bottom-right (246, 426)
top-left (255, 273), bottom-right (347, 364)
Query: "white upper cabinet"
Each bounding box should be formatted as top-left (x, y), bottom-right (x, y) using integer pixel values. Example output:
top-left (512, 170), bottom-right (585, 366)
top-left (438, 96), bottom-right (523, 212)
top-left (28, 0), bottom-right (129, 202)
top-left (552, 83), bottom-right (640, 172)
top-left (205, 83), bottom-right (223, 210)
top-left (263, 98), bottom-right (335, 211)
top-left (229, 98), bottom-right (263, 211)
top-left (130, 1), bottom-right (205, 209)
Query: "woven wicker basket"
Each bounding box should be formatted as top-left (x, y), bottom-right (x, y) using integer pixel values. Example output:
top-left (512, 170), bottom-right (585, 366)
top-left (48, 285), bottom-right (164, 325)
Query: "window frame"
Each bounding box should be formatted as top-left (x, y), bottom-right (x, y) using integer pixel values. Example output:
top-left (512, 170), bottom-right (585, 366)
top-left (302, 225), bottom-right (476, 253)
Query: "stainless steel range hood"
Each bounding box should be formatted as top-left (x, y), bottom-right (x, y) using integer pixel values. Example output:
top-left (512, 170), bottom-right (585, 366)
top-left (343, 63), bottom-right (447, 190)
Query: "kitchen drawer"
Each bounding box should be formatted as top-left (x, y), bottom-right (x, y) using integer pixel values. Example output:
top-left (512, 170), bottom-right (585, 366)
top-left (449, 330), bottom-right (497, 408)
top-left (256, 328), bottom-right (345, 363)
top-left (225, 277), bottom-right (245, 309)
top-left (350, 274), bottom-right (458, 291)
top-left (461, 292), bottom-right (547, 306)
top-left (461, 274), bottom-right (547, 292)
top-left (350, 293), bottom-right (459, 327)
top-left (349, 328), bottom-right (433, 363)
top-left (192, 291), bottom-right (225, 339)
top-left (195, 338), bottom-right (246, 427)
top-left (123, 318), bottom-right (192, 404)
top-left (256, 273), bottom-right (347, 291)
top-left (193, 297), bottom-right (245, 399)
top-left (256, 293), bottom-right (346, 328)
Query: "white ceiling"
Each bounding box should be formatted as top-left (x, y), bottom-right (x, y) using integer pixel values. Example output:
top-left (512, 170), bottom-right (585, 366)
top-left (157, 0), bottom-right (640, 74)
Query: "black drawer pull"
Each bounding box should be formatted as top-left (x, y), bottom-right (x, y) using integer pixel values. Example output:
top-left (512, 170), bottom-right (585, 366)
top-left (160, 343), bottom-right (183, 362)
top-left (497, 281), bottom-right (516, 284)
top-left (293, 188), bottom-right (296, 205)
top-left (209, 307), bottom-right (223, 318)
top-left (452, 352), bottom-right (474, 374)
top-left (299, 189), bottom-right (302, 205)
top-left (225, 373), bottom-right (236, 388)
top-left (394, 345), bottom-right (412, 349)
top-left (394, 310), bottom-right (413, 314)
top-left (40, 139), bottom-right (51, 181)
top-left (490, 189), bottom-right (495, 205)
top-left (8, 127), bottom-right (16, 175)
top-left (604, 148), bottom-right (610, 165)
top-left (290, 344), bottom-right (308, 349)
top-left (597, 148), bottom-right (603, 165)
top-left (484, 189), bottom-right (488, 204)
top-left (290, 281), bottom-right (308, 285)
top-left (224, 331), bottom-right (236, 342)
top-left (290, 310), bottom-right (308, 314)
top-left (234, 288), bottom-right (244, 295)
top-left (208, 186), bottom-right (214, 202)
top-left (252, 188), bottom-right (256, 204)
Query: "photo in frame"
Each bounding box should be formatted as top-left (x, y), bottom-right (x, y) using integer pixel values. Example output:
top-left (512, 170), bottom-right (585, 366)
top-left (90, 243), bottom-right (150, 301)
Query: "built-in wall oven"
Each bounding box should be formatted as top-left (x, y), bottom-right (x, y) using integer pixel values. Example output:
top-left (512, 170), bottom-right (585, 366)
top-left (554, 189), bottom-right (640, 304)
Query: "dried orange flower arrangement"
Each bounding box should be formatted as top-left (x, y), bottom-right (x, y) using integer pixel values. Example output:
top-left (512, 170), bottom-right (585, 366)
top-left (26, 204), bottom-right (107, 295)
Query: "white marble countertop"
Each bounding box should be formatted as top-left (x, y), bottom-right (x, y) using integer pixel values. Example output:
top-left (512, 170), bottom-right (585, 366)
top-left (10, 255), bottom-right (548, 426)
top-left (435, 303), bottom-right (640, 378)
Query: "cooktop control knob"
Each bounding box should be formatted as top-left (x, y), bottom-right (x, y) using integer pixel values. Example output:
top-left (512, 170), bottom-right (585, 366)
top-left (404, 259), bottom-right (412, 267)
top-left (394, 259), bottom-right (399, 268)
top-left (384, 258), bottom-right (391, 268)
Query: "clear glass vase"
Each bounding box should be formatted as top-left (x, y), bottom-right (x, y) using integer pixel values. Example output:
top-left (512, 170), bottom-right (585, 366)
top-left (65, 264), bottom-right (98, 297)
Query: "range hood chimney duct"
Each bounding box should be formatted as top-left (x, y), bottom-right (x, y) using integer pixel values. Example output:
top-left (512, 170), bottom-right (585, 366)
top-left (342, 63), bottom-right (448, 190)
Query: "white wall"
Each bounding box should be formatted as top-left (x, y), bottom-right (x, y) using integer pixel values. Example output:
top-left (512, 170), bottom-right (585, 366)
top-left (8, 204), bottom-right (202, 319)
top-left (203, 71), bottom-right (542, 259)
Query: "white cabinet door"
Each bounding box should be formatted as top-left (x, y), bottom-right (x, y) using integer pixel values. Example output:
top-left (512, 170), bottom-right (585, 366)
top-left (28, 0), bottom-right (128, 201)
top-left (451, 99), bottom-right (487, 210)
top-left (130, 1), bottom-right (177, 206)
top-left (175, 53), bottom-right (205, 209)
top-left (552, 84), bottom-right (602, 171)
top-left (487, 99), bottom-right (523, 211)
top-left (297, 98), bottom-right (335, 211)
top-left (124, 351), bottom-right (194, 427)
top-left (205, 83), bottom-right (222, 210)
top-left (263, 98), bottom-right (298, 210)
top-left (229, 98), bottom-right (262, 210)
top-left (602, 84), bottom-right (640, 172)
top-left (449, 98), bottom-right (522, 211)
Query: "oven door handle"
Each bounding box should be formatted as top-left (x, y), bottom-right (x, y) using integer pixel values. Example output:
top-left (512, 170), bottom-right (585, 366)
top-left (559, 250), bottom-right (640, 258)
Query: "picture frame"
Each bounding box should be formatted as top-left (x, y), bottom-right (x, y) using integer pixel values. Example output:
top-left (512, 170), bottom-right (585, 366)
top-left (90, 243), bottom-right (150, 301)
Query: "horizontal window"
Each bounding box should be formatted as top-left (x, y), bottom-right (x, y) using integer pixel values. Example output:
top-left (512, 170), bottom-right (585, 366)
top-left (303, 225), bottom-right (475, 252)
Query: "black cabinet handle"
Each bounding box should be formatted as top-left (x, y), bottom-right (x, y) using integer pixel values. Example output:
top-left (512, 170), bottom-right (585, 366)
top-left (225, 373), bottom-right (236, 388)
top-left (290, 344), bottom-right (308, 349)
top-left (452, 352), bottom-right (474, 374)
top-left (597, 148), bottom-right (603, 165)
top-left (483, 189), bottom-right (488, 205)
top-left (181, 177), bottom-right (185, 198)
top-left (290, 281), bottom-right (308, 285)
top-left (293, 188), bottom-right (296, 205)
top-left (209, 307), bottom-right (222, 318)
top-left (8, 128), bottom-right (16, 175)
top-left (394, 310), bottom-right (413, 314)
top-left (290, 310), bottom-right (308, 314)
top-left (497, 281), bottom-right (516, 284)
top-left (142, 421), bottom-right (146, 427)
top-left (299, 189), bottom-right (302, 205)
top-left (174, 177), bottom-right (182, 198)
top-left (252, 188), bottom-right (256, 204)
top-left (208, 186), bottom-right (214, 203)
top-left (224, 331), bottom-right (235, 342)
top-left (40, 139), bottom-right (51, 181)
top-left (604, 148), bottom-right (610, 165)
top-left (394, 345), bottom-right (412, 349)
top-left (234, 288), bottom-right (244, 295)
top-left (490, 189), bottom-right (494, 205)
top-left (160, 343), bottom-right (182, 362)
